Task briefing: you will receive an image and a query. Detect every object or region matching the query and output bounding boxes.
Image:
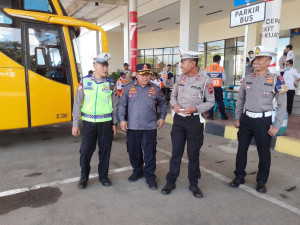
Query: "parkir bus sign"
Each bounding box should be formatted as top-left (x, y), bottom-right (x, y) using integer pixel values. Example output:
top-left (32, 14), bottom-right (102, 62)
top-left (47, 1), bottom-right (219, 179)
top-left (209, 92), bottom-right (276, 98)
top-left (230, 1), bottom-right (266, 28)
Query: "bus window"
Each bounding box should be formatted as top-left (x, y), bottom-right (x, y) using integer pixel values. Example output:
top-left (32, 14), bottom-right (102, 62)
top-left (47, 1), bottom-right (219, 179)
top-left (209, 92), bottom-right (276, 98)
top-left (0, 12), bottom-right (12, 24)
top-left (70, 29), bottom-right (82, 82)
top-left (36, 48), bottom-right (46, 66)
top-left (0, 27), bottom-right (22, 64)
top-left (29, 27), bottom-right (67, 84)
top-left (24, 0), bottom-right (54, 14)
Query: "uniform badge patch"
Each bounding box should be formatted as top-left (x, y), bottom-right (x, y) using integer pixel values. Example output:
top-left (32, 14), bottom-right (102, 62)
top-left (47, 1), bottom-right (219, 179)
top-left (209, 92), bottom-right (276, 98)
top-left (85, 81), bottom-right (94, 90)
top-left (264, 91), bottom-right (270, 95)
top-left (77, 82), bottom-right (83, 92)
top-left (275, 75), bottom-right (288, 94)
top-left (191, 94), bottom-right (197, 99)
top-left (206, 83), bottom-right (213, 94)
top-left (266, 77), bottom-right (274, 83)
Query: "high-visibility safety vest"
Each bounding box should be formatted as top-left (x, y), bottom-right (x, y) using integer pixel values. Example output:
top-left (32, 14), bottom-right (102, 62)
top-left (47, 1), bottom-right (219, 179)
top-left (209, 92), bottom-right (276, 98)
top-left (116, 78), bottom-right (127, 96)
top-left (81, 77), bottom-right (113, 123)
top-left (206, 64), bottom-right (224, 87)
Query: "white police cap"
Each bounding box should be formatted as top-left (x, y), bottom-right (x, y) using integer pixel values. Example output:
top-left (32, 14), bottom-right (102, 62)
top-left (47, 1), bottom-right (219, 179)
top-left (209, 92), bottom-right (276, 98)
top-left (180, 49), bottom-right (200, 61)
top-left (254, 46), bottom-right (277, 58)
top-left (93, 53), bottom-right (111, 63)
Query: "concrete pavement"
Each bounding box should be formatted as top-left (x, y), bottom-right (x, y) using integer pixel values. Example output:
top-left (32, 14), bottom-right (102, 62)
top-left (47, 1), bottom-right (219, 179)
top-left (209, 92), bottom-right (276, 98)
top-left (0, 122), bottom-right (299, 225)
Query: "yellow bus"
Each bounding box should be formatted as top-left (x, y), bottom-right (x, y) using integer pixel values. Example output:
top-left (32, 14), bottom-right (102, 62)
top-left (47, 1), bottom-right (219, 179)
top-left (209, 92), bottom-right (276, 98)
top-left (0, 0), bottom-right (108, 130)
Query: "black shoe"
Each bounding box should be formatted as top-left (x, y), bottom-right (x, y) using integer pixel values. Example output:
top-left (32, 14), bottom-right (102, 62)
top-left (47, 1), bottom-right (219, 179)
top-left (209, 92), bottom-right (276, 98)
top-left (99, 177), bottom-right (111, 187)
top-left (207, 116), bottom-right (214, 120)
top-left (161, 184), bottom-right (176, 195)
top-left (147, 180), bottom-right (157, 190)
top-left (229, 178), bottom-right (245, 188)
top-left (77, 180), bottom-right (87, 189)
top-left (256, 183), bottom-right (266, 193)
top-left (222, 115), bottom-right (229, 120)
top-left (128, 172), bottom-right (144, 182)
top-left (189, 185), bottom-right (203, 198)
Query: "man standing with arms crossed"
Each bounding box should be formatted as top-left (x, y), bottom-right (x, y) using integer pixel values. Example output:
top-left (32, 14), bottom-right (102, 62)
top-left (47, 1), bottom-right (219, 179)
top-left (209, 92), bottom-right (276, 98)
top-left (161, 50), bottom-right (215, 198)
top-left (229, 46), bottom-right (287, 193)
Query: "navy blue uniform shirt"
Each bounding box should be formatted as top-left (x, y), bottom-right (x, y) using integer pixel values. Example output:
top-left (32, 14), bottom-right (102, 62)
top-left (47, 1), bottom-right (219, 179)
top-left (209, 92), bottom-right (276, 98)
top-left (118, 81), bottom-right (167, 130)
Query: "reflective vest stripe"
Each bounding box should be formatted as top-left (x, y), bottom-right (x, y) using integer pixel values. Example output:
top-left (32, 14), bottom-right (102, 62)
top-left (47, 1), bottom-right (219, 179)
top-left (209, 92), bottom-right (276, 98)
top-left (206, 64), bottom-right (223, 87)
top-left (81, 112), bottom-right (112, 120)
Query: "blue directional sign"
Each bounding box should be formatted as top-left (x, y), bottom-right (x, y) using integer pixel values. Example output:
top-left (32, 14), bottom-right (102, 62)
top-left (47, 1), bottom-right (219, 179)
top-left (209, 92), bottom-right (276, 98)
top-left (234, 0), bottom-right (259, 7)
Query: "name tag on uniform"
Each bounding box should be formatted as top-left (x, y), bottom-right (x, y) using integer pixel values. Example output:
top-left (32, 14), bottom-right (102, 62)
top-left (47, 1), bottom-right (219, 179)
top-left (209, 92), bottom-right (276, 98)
top-left (264, 83), bottom-right (273, 86)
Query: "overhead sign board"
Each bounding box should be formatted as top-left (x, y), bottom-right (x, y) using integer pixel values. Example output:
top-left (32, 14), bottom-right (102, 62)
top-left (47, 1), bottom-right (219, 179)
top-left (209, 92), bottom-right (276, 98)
top-left (234, 0), bottom-right (259, 7)
top-left (230, 1), bottom-right (266, 28)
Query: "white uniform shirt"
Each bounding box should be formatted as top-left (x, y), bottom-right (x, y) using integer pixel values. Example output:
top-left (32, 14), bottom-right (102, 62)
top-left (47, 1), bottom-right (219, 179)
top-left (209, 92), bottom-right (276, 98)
top-left (286, 50), bottom-right (295, 63)
top-left (150, 79), bottom-right (161, 87)
top-left (283, 67), bottom-right (300, 90)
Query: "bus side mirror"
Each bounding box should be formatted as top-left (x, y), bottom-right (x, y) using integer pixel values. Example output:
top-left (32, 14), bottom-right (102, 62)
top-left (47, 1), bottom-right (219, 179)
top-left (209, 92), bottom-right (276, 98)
top-left (35, 47), bottom-right (46, 66)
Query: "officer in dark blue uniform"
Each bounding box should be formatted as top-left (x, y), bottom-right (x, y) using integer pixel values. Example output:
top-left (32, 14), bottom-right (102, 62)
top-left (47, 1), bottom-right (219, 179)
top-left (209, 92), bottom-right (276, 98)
top-left (118, 64), bottom-right (167, 190)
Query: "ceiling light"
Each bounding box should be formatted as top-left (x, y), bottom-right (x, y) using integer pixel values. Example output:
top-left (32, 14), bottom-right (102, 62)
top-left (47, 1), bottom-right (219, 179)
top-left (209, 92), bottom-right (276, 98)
top-left (199, 6), bottom-right (204, 9)
top-left (138, 25), bottom-right (146, 29)
top-left (153, 28), bottom-right (162, 31)
top-left (206, 10), bottom-right (223, 16)
top-left (158, 17), bottom-right (170, 22)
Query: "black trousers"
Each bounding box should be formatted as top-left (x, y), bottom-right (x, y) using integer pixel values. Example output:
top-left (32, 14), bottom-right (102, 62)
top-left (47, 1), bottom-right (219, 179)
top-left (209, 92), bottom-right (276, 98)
top-left (209, 87), bottom-right (226, 117)
top-left (234, 114), bottom-right (272, 184)
top-left (79, 120), bottom-right (113, 182)
top-left (287, 90), bottom-right (295, 114)
top-left (126, 129), bottom-right (157, 181)
top-left (166, 114), bottom-right (204, 186)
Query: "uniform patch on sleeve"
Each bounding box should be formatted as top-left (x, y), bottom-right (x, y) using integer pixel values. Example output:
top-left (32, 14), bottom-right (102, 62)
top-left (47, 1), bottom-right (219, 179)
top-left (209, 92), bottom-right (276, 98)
top-left (275, 75), bottom-right (288, 94)
top-left (206, 83), bottom-right (214, 94)
top-left (77, 82), bottom-right (83, 92)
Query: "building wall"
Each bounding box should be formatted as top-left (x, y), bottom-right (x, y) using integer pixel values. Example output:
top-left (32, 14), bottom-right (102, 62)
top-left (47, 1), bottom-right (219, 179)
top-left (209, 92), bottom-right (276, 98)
top-left (107, 32), bottom-right (124, 73)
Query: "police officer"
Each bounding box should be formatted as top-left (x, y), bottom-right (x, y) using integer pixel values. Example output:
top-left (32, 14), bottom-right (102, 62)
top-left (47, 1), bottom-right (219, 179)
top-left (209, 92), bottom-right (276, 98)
top-left (123, 63), bottom-right (132, 83)
top-left (72, 53), bottom-right (118, 189)
top-left (161, 50), bottom-right (215, 198)
top-left (205, 55), bottom-right (228, 120)
top-left (229, 46), bottom-right (288, 193)
top-left (118, 64), bottom-right (167, 190)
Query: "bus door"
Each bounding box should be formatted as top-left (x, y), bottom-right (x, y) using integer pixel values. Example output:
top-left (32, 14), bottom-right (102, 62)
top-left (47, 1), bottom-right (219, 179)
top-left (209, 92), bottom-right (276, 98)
top-left (24, 22), bottom-right (72, 127)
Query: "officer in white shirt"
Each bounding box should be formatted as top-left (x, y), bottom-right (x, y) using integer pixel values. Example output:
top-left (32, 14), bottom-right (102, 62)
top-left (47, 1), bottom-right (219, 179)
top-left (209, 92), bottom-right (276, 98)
top-left (150, 72), bottom-right (161, 87)
top-left (285, 45), bottom-right (295, 64)
top-left (283, 59), bottom-right (300, 115)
